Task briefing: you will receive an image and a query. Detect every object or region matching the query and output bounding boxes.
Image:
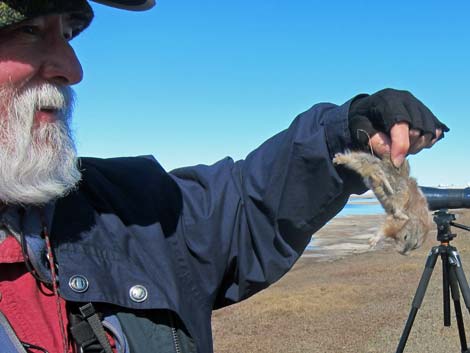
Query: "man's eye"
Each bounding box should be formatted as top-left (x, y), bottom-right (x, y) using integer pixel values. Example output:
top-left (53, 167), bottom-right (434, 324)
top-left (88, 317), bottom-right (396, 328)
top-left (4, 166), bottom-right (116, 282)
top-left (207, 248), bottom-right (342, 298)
top-left (20, 25), bottom-right (40, 36)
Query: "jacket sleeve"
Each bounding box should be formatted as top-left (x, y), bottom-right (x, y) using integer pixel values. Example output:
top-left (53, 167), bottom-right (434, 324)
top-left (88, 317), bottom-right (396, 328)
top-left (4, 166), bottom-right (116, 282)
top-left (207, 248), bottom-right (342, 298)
top-left (169, 100), bottom-right (366, 309)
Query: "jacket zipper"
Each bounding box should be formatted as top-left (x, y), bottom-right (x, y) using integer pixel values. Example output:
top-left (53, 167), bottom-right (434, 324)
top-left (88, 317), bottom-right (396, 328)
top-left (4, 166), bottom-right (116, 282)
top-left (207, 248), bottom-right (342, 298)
top-left (168, 312), bottom-right (182, 353)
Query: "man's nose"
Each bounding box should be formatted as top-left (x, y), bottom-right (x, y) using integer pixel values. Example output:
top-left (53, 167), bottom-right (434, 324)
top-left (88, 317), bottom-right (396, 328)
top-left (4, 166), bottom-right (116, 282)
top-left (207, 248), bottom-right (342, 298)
top-left (40, 36), bottom-right (83, 86)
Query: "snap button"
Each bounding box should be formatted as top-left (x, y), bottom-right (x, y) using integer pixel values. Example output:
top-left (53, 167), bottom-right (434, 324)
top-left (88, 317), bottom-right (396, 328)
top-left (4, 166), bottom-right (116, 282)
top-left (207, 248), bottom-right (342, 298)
top-left (129, 285), bottom-right (148, 303)
top-left (69, 275), bottom-right (89, 293)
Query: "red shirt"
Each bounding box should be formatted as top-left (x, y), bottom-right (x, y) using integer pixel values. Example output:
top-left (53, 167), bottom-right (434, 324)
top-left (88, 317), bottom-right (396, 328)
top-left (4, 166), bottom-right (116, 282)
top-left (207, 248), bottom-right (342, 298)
top-left (0, 235), bottom-right (73, 352)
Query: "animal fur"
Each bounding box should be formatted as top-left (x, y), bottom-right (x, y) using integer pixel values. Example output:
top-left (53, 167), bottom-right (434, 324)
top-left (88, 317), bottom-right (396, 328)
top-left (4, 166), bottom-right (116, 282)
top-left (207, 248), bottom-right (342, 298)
top-left (333, 151), bottom-right (432, 255)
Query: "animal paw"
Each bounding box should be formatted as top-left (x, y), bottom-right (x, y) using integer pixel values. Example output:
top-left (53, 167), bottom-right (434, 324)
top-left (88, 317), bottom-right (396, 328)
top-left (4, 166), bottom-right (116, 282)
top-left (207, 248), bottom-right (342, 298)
top-left (332, 153), bottom-right (347, 165)
top-left (369, 234), bottom-right (383, 249)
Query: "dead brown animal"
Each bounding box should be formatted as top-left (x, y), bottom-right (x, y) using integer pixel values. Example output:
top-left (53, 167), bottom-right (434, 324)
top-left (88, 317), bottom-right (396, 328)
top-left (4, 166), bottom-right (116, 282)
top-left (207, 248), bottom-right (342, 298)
top-left (333, 151), bottom-right (432, 255)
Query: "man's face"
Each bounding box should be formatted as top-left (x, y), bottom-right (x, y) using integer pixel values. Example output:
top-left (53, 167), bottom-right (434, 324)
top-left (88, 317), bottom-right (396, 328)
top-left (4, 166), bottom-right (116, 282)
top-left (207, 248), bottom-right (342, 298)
top-left (0, 14), bottom-right (83, 205)
top-left (0, 14), bottom-right (83, 104)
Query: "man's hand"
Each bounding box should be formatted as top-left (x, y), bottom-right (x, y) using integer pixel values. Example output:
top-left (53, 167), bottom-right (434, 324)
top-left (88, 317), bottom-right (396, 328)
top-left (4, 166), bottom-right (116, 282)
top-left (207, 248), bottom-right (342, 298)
top-left (348, 88), bottom-right (449, 167)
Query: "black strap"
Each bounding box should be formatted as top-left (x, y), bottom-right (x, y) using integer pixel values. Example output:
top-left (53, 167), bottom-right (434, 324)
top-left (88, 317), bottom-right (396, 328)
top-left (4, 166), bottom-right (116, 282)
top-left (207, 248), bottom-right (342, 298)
top-left (69, 303), bottom-right (113, 353)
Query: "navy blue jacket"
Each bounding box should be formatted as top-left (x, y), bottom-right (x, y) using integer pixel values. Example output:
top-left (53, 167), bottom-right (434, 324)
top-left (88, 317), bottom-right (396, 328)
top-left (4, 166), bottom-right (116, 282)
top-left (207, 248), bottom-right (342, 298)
top-left (50, 101), bottom-right (365, 352)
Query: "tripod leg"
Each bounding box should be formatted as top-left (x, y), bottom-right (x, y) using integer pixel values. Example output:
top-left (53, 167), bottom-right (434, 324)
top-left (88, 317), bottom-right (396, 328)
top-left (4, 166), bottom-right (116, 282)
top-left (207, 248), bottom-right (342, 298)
top-left (449, 249), bottom-right (470, 312)
top-left (449, 265), bottom-right (468, 351)
top-left (448, 248), bottom-right (470, 353)
top-left (442, 251), bottom-right (451, 326)
top-left (396, 247), bottom-right (440, 353)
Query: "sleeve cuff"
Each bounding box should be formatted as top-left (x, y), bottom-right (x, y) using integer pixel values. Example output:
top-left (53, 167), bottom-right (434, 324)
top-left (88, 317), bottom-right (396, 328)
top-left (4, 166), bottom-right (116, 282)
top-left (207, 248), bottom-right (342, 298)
top-left (322, 94), bottom-right (369, 159)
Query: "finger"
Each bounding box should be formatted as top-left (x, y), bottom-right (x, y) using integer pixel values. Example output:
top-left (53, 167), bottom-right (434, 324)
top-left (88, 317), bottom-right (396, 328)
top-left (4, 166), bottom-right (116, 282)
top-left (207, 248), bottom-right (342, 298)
top-left (408, 133), bottom-right (432, 154)
top-left (369, 132), bottom-right (391, 157)
top-left (409, 128), bottom-right (421, 147)
top-left (429, 128), bottom-right (443, 146)
top-left (390, 122), bottom-right (410, 167)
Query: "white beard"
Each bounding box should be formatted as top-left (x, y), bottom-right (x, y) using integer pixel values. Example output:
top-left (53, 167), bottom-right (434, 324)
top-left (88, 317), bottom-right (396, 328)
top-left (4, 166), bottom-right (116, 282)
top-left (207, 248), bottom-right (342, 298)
top-left (0, 83), bottom-right (81, 205)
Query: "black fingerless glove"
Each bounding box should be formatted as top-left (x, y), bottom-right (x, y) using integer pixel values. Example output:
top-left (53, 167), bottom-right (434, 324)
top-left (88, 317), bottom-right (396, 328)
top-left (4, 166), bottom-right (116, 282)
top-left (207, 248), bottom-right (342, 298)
top-left (348, 88), bottom-right (449, 149)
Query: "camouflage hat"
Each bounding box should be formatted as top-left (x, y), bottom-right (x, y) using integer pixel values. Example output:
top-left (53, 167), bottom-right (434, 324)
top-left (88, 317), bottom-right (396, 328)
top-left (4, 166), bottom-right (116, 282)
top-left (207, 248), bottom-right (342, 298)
top-left (0, 0), bottom-right (94, 37)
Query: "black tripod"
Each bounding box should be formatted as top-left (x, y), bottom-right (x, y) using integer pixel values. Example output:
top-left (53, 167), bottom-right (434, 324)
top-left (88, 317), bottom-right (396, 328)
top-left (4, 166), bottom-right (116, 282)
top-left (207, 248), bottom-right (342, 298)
top-left (396, 209), bottom-right (470, 353)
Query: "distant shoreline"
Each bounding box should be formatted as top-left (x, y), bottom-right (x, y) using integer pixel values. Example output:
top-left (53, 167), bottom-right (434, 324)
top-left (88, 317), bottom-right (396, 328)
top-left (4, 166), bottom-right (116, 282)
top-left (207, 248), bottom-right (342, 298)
top-left (347, 200), bottom-right (379, 205)
top-left (349, 190), bottom-right (376, 199)
top-left (335, 197), bottom-right (382, 218)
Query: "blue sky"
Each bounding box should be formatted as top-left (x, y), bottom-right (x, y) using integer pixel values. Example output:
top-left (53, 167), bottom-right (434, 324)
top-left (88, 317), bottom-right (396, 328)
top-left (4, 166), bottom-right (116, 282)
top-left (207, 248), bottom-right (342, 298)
top-left (71, 0), bottom-right (470, 187)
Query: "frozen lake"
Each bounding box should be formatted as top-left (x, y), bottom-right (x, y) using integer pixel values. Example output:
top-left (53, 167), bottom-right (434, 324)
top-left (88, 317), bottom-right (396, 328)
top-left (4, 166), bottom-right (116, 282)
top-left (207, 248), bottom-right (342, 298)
top-left (335, 197), bottom-right (383, 217)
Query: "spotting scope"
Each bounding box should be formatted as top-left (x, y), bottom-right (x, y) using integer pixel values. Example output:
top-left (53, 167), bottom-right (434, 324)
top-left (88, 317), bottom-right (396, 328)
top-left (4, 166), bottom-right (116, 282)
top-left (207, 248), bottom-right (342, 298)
top-left (420, 187), bottom-right (470, 211)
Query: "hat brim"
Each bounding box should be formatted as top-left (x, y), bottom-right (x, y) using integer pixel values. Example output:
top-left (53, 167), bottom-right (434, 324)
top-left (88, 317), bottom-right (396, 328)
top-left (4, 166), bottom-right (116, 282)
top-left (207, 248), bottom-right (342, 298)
top-left (91, 0), bottom-right (155, 11)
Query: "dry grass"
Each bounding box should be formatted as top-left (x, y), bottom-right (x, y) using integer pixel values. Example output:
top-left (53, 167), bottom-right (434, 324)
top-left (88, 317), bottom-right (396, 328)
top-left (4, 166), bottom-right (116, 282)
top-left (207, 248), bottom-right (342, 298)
top-left (212, 210), bottom-right (470, 353)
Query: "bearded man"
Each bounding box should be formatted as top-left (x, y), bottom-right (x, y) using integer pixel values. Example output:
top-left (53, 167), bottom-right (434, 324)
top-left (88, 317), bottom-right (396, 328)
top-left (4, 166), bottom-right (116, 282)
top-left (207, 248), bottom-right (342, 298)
top-left (0, 1), bottom-right (448, 353)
